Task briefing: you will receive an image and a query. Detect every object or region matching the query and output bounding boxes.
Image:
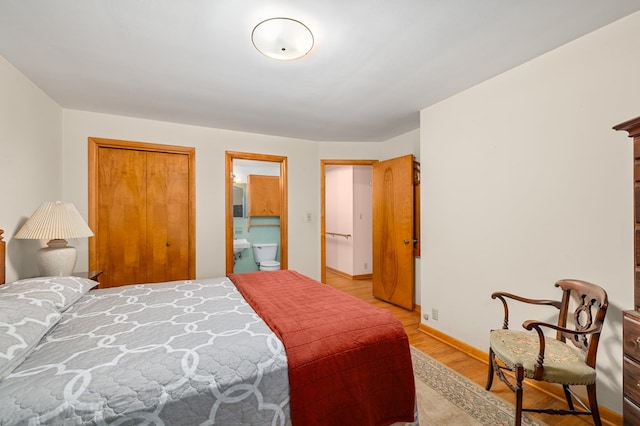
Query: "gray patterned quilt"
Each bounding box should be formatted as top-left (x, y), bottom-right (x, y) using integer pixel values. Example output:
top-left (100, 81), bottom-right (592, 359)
top-left (0, 277), bottom-right (291, 425)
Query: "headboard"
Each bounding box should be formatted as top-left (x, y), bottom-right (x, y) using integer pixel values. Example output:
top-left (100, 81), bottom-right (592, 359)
top-left (0, 229), bottom-right (5, 284)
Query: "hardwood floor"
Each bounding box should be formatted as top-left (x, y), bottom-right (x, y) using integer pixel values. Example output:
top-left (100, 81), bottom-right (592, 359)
top-left (325, 270), bottom-right (619, 426)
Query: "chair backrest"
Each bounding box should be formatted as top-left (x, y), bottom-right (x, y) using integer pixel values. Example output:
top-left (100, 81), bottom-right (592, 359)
top-left (554, 279), bottom-right (608, 368)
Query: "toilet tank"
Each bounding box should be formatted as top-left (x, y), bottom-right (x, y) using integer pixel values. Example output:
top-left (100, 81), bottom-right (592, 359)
top-left (252, 243), bottom-right (278, 263)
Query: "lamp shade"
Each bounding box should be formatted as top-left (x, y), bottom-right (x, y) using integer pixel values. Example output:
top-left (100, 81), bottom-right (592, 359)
top-left (15, 201), bottom-right (93, 240)
top-left (15, 201), bottom-right (93, 276)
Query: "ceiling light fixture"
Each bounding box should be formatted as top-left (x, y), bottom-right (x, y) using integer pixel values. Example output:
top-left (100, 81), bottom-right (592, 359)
top-left (251, 18), bottom-right (314, 61)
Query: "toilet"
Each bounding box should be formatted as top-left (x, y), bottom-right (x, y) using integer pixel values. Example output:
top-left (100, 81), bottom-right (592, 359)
top-left (252, 243), bottom-right (280, 271)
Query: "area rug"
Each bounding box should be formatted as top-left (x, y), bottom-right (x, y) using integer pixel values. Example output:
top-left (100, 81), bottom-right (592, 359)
top-left (409, 346), bottom-right (547, 426)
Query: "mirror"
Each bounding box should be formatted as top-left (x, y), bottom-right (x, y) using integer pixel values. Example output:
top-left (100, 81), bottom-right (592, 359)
top-left (232, 185), bottom-right (245, 218)
top-left (225, 151), bottom-right (288, 274)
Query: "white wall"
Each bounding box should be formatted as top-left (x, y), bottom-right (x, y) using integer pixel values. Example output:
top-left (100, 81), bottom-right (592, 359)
top-left (0, 56), bottom-right (63, 282)
top-left (0, 52), bottom-right (418, 287)
top-left (318, 129), bottom-right (419, 160)
top-left (420, 11), bottom-right (640, 413)
top-left (325, 165), bottom-right (373, 276)
top-left (61, 110), bottom-right (326, 280)
top-left (353, 165), bottom-right (373, 275)
top-left (325, 166), bottom-right (355, 273)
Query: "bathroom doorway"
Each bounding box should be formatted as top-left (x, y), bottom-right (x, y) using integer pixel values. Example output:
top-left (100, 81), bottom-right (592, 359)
top-left (225, 151), bottom-right (288, 274)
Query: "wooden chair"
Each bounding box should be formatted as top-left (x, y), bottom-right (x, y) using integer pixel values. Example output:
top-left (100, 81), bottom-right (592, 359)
top-left (485, 279), bottom-right (608, 426)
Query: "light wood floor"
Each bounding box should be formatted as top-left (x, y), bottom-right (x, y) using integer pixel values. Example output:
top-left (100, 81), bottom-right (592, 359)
top-left (325, 270), bottom-right (618, 426)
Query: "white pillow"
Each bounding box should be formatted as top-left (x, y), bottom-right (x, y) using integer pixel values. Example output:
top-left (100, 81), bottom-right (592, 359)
top-left (0, 276), bottom-right (98, 312)
top-left (0, 299), bottom-right (61, 380)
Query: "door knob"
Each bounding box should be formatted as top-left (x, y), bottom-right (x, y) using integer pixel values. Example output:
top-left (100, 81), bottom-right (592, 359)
top-left (403, 239), bottom-right (418, 245)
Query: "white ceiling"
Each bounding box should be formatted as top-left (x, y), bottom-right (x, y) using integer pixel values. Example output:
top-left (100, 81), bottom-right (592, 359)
top-left (1, 1), bottom-right (639, 142)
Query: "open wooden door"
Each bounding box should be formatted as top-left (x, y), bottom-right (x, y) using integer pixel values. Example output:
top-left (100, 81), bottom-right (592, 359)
top-left (372, 155), bottom-right (416, 309)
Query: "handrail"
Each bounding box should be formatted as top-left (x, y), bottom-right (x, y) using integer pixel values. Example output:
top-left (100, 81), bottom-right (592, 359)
top-left (326, 231), bottom-right (351, 239)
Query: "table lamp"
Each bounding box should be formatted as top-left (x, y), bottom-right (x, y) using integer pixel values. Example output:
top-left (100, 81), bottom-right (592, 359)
top-left (15, 201), bottom-right (94, 276)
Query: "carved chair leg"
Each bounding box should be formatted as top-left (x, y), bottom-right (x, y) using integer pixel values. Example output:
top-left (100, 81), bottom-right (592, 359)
top-left (562, 384), bottom-right (575, 410)
top-left (586, 383), bottom-right (602, 426)
top-left (486, 348), bottom-right (495, 390)
top-left (514, 365), bottom-right (524, 426)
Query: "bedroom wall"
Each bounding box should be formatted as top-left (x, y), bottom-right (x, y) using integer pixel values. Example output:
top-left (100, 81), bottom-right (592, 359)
top-left (60, 117), bottom-right (419, 284)
top-left (0, 55), bottom-right (63, 282)
top-left (0, 46), bottom-right (421, 297)
top-left (420, 11), bottom-right (640, 413)
top-left (61, 110), bottom-right (327, 281)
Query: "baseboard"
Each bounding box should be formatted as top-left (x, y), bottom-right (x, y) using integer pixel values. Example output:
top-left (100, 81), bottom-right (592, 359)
top-left (326, 267), bottom-right (372, 280)
top-left (353, 273), bottom-right (373, 280)
top-left (417, 323), bottom-right (622, 426)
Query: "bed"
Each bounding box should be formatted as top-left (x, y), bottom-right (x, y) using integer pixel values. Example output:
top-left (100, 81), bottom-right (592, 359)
top-left (0, 233), bottom-right (416, 425)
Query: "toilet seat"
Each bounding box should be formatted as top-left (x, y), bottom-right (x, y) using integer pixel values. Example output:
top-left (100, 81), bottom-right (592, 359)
top-left (259, 260), bottom-right (280, 271)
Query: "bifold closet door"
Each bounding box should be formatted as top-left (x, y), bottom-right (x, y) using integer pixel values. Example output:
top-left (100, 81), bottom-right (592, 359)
top-left (96, 147), bottom-right (148, 288)
top-left (93, 144), bottom-right (192, 288)
top-left (146, 151), bottom-right (190, 283)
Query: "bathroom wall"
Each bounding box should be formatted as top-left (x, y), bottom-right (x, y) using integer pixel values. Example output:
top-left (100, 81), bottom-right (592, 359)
top-left (233, 218), bottom-right (280, 273)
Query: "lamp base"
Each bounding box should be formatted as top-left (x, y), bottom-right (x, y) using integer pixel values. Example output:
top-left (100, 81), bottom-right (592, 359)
top-left (37, 239), bottom-right (77, 276)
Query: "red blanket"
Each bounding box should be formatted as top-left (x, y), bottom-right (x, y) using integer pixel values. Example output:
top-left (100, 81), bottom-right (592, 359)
top-left (229, 270), bottom-right (415, 426)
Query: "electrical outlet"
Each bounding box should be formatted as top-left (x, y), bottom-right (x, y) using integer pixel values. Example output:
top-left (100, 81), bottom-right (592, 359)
top-left (364, 262), bottom-right (368, 270)
top-left (432, 308), bottom-right (438, 321)
top-left (305, 212), bottom-right (312, 222)
top-left (423, 313), bottom-right (429, 321)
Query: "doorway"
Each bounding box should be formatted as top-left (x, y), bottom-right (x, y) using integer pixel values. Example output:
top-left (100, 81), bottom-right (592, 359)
top-left (225, 151), bottom-right (288, 275)
top-left (320, 160), bottom-right (376, 283)
top-left (321, 155), bottom-right (418, 310)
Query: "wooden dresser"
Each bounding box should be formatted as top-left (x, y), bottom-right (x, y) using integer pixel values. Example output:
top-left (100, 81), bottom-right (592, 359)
top-left (615, 115), bottom-right (640, 424)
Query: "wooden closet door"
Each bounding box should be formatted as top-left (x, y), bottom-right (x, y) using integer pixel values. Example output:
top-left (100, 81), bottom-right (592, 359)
top-left (90, 138), bottom-right (195, 289)
top-left (96, 147), bottom-right (148, 288)
top-left (146, 151), bottom-right (190, 283)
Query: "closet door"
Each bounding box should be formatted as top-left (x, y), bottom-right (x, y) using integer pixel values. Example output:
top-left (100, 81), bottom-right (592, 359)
top-left (96, 147), bottom-right (148, 288)
top-left (146, 151), bottom-right (191, 283)
top-left (89, 138), bottom-right (195, 288)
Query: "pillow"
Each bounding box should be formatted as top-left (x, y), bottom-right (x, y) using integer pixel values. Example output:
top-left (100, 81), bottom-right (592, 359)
top-left (0, 299), bottom-right (61, 380)
top-left (0, 276), bottom-right (98, 312)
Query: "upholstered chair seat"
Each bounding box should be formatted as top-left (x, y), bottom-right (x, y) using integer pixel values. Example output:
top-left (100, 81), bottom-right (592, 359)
top-left (490, 329), bottom-right (596, 385)
top-left (485, 279), bottom-right (608, 426)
